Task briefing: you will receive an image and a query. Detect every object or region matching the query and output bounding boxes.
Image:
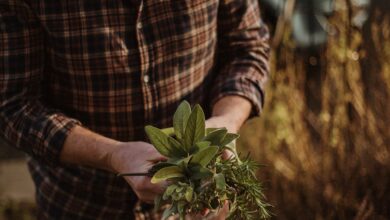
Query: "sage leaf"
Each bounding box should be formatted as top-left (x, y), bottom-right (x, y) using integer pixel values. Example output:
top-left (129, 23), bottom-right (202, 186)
top-left (191, 146), bottom-right (218, 167)
top-left (154, 195), bottom-right (162, 211)
top-left (220, 133), bottom-right (240, 146)
top-left (203, 128), bottom-right (227, 146)
top-left (168, 136), bottom-right (187, 157)
top-left (151, 166), bottom-right (184, 184)
top-left (163, 184), bottom-right (177, 200)
top-left (189, 165), bottom-right (213, 180)
top-left (185, 187), bottom-right (193, 202)
top-left (184, 104), bottom-right (205, 151)
top-left (161, 127), bottom-right (175, 136)
top-left (206, 127), bottom-right (219, 134)
top-left (173, 101), bottom-right (191, 139)
top-left (162, 206), bottom-right (177, 220)
top-left (193, 141), bottom-right (211, 153)
top-left (214, 173), bottom-right (226, 190)
top-left (145, 125), bottom-right (173, 157)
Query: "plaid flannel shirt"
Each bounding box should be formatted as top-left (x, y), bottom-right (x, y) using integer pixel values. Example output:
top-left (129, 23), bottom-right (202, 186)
top-left (0, 0), bottom-right (269, 219)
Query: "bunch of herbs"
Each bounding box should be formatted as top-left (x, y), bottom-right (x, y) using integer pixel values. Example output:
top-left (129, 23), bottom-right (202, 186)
top-left (120, 101), bottom-right (270, 219)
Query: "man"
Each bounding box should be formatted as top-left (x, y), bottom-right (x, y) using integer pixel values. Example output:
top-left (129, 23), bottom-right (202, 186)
top-left (0, 0), bottom-right (269, 219)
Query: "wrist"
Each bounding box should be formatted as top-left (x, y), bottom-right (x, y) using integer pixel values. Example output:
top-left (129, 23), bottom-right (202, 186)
top-left (106, 141), bottom-right (129, 174)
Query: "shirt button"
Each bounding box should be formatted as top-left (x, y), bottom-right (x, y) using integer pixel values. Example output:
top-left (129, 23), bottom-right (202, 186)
top-left (143, 74), bottom-right (150, 83)
top-left (137, 22), bottom-right (142, 30)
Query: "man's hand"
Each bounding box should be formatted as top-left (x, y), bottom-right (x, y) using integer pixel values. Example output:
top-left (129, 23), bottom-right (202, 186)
top-left (109, 142), bottom-right (167, 204)
top-left (60, 126), bottom-right (167, 204)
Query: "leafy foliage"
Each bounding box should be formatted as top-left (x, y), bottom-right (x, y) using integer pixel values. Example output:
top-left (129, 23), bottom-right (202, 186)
top-left (123, 101), bottom-right (271, 219)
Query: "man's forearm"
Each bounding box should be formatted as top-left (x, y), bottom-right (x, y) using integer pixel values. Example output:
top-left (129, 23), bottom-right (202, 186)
top-left (210, 95), bottom-right (252, 132)
top-left (60, 126), bottom-right (121, 172)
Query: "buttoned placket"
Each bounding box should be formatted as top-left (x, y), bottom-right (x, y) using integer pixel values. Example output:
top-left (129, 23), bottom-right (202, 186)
top-left (135, 1), bottom-right (154, 119)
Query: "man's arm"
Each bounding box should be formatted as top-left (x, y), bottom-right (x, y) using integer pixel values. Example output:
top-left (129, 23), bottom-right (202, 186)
top-left (211, 0), bottom-right (270, 119)
top-left (0, 2), bottom-right (80, 166)
top-left (206, 95), bottom-right (252, 133)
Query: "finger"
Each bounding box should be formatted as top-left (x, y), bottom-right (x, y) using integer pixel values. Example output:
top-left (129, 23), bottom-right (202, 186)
top-left (201, 208), bottom-right (210, 216)
top-left (221, 149), bottom-right (234, 160)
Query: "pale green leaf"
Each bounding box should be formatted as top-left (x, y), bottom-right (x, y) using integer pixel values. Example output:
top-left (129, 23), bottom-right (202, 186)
top-left (185, 187), bottom-right (193, 202)
top-left (215, 173), bottom-right (226, 190)
top-left (193, 141), bottom-right (211, 153)
top-left (184, 104), bottom-right (205, 151)
top-left (151, 166), bottom-right (184, 184)
top-left (191, 146), bottom-right (218, 167)
top-left (163, 184), bottom-right (177, 200)
top-left (161, 127), bottom-right (175, 136)
top-left (173, 101), bottom-right (191, 139)
top-left (145, 125), bottom-right (173, 157)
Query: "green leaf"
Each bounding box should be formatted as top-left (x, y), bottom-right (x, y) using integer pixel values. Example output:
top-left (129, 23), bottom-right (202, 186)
top-left (154, 195), bottom-right (162, 211)
top-left (145, 125), bottom-right (173, 157)
top-left (206, 127), bottom-right (219, 134)
top-left (162, 206), bottom-right (177, 220)
top-left (184, 104), bottom-right (206, 151)
top-left (193, 141), bottom-right (211, 153)
top-left (189, 165), bottom-right (213, 180)
top-left (163, 184), bottom-right (178, 200)
top-left (178, 201), bottom-right (186, 219)
top-left (220, 133), bottom-right (239, 146)
top-left (185, 187), bottom-right (193, 202)
top-left (149, 162), bottom-right (176, 175)
top-left (191, 146), bottom-right (219, 167)
top-left (151, 166), bottom-right (184, 184)
top-left (173, 101), bottom-right (191, 139)
top-left (203, 128), bottom-right (227, 146)
top-left (161, 127), bottom-right (175, 136)
top-left (214, 173), bottom-right (226, 190)
top-left (168, 136), bottom-right (187, 157)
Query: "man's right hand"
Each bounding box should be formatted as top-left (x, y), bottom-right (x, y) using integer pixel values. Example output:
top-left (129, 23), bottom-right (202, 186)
top-left (109, 141), bottom-right (167, 203)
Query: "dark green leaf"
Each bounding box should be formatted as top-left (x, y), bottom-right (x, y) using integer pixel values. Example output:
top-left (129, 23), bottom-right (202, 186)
top-left (151, 166), bottom-right (184, 184)
top-left (168, 136), bottom-right (187, 157)
top-left (184, 105), bottom-right (205, 151)
top-left (206, 127), bottom-right (219, 134)
top-left (162, 206), bottom-right (177, 220)
top-left (173, 101), bottom-right (191, 139)
top-left (149, 162), bottom-right (176, 175)
top-left (189, 165), bottom-right (213, 180)
top-left (191, 146), bottom-right (218, 167)
top-left (203, 128), bottom-right (227, 146)
top-left (220, 133), bottom-right (240, 146)
top-left (154, 195), bottom-right (162, 211)
top-left (178, 201), bottom-right (186, 219)
top-left (145, 125), bottom-right (173, 157)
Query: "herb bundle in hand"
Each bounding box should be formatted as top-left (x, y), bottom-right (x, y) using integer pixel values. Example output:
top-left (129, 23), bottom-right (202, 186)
top-left (119, 101), bottom-right (270, 219)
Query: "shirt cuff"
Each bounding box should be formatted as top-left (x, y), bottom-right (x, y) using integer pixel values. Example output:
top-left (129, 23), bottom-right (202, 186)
top-left (30, 114), bottom-right (81, 167)
top-left (210, 72), bottom-right (265, 119)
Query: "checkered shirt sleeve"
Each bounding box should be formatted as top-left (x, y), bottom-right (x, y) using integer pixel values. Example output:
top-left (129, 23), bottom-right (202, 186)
top-left (0, 2), bottom-right (80, 166)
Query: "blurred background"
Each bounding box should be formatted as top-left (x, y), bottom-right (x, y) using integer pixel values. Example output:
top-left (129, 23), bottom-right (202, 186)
top-left (1, 0), bottom-right (389, 219)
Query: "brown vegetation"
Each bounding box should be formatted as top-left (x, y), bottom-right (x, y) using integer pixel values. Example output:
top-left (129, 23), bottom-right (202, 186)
top-left (239, 1), bottom-right (390, 219)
